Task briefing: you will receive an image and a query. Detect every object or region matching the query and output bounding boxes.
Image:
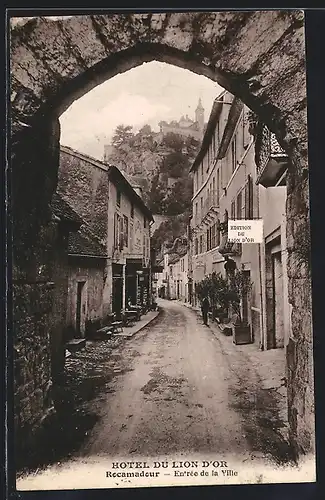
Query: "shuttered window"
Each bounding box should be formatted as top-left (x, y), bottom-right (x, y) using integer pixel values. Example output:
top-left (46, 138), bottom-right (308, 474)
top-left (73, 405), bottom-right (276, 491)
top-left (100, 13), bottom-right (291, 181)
top-left (119, 215), bottom-right (124, 250)
top-left (123, 215), bottom-right (129, 247)
top-left (216, 220), bottom-right (220, 246)
top-left (231, 200), bottom-right (236, 219)
top-left (199, 235), bottom-right (203, 254)
top-left (245, 174), bottom-right (254, 219)
top-left (114, 212), bottom-right (120, 249)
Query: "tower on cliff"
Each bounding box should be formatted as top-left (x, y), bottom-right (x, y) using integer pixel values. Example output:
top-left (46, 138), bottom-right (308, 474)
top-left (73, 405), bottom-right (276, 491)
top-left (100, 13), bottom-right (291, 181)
top-left (195, 98), bottom-right (205, 132)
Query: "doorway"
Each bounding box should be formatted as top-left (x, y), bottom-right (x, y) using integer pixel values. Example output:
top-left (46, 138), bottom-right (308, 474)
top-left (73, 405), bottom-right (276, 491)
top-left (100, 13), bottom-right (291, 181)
top-left (112, 264), bottom-right (123, 315)
top-left (76, 281), bottom-right (86, 337)
top-left (265, 236), bottom-right (285, 349)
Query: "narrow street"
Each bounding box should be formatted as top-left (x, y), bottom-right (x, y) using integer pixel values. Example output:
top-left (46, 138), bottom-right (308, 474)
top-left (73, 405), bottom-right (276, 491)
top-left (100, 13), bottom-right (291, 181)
top-left (17, 300), bottom-right (296, 490)
top-left (79, 299), bottom-right (291, 463)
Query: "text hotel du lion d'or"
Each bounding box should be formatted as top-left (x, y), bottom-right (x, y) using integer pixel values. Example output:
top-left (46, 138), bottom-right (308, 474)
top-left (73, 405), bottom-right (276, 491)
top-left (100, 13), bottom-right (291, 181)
top-left (105, 459), bottom-right (238, 480)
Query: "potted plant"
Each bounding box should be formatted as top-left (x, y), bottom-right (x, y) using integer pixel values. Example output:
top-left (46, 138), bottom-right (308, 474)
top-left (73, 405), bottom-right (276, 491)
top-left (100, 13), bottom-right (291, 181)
top-left (227, 270), bottom-right (253, 345)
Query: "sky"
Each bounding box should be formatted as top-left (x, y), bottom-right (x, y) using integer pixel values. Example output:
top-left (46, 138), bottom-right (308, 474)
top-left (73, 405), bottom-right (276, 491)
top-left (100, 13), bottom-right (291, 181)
top-left (59, 61), bottom-right (223, 160)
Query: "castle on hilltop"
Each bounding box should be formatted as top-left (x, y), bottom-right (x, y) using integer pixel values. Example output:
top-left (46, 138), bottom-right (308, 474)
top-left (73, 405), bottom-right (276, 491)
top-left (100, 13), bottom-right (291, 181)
top-left (158, 98), bottom-right (205, 142)
top-left (103, 98), bottom-right (206, 166)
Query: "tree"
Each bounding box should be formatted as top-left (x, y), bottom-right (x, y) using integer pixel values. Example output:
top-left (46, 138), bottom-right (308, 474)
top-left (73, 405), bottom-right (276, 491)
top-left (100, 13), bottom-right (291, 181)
top-left (160, 151), bottom-right (189, 178)
top-left (185, 136), bottom-right (201, 158)
top-left (111, 125), bottom-right (135, 149)
top-left (151, 211), bottom-right (190, 252)
top-left (161, 132), bottom-right (184, 152)
top-left (148, 173), bottom-right (166, 214)
top-left (195, 270), bottom-right (253, 323)
top-left (165, 177), bottom-right (193, 214)
top-left (138, 124), bottom-right (152, 136)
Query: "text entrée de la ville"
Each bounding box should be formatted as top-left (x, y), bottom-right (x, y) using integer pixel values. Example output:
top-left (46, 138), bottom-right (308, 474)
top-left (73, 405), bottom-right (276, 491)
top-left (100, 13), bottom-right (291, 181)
top-left (105, 460), bottom-right (238, 478)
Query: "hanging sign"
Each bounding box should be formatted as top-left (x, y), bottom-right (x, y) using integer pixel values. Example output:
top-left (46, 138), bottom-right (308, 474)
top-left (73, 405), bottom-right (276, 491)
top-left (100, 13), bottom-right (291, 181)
top-left (228, 219), bottom-right (263, 243)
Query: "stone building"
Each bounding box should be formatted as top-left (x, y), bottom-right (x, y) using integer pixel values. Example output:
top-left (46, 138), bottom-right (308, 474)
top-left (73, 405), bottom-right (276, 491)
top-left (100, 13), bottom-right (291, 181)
top-left (156, 241), bottom-right (189, 303)
top-left (167, 252), bottom-right (189, 302)
top-left (65, 224), bottom-right (107, 338)
top-left (58, 145), bottom-right (154, 321)
top-left (190, 89), bottom-right (290, 351)
top-left (107, 165), bottom-right (154, 313)
top-left (158, 98), bottom-right (206, 142)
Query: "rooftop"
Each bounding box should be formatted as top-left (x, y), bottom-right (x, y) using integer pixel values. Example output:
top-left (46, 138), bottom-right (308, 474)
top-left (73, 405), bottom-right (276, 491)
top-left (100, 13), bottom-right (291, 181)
top-left (68, 225), bottom-right (107, 258)
top-left (51, 192), bottom-right (83, 226)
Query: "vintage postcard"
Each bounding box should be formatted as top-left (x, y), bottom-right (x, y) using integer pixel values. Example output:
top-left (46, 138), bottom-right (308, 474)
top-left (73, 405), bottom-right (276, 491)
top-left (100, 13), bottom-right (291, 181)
top-left (8, 10), bottom-right (316, 492)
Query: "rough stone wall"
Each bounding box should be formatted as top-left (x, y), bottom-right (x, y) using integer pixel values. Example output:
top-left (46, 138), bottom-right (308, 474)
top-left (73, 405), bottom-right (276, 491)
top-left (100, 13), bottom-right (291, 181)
top-left (58, 150), bottom-right (109, 243)
top-left (11, 113), bottom-right (65, 457)
top-left (50, 226), bottom-right (70, 384)
top-left (13, 220), bottom-right (69, 459)
top-left (286, 180), bottom-right (314, 456)
top-left (9, 11), bottom-right (314, 456)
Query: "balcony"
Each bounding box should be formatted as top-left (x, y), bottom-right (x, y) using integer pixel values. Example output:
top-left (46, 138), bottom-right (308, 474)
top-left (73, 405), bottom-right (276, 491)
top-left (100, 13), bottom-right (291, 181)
top-left (255, 124), bottom-right (289, 187)
top-left (203, 189), bottom-right (219, 219)
top-left (192, 190), bottom-right (219, 230)
top-left (217, 215), bottom-right (241, 257)
top-left (218, 232), bottom-right (242, 257)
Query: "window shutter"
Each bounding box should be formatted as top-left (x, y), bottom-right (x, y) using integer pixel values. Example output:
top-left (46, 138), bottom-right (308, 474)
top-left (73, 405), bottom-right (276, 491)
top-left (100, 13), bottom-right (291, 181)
top-left (244, 175), bottom-right (253, 219)
top-left (245, 179), bottom-right (250, 219)
top-left (236, 191), bottom-right (242, 219)
top-left (216, 220), bottom-right (220, 246)
top-left (114, 213), bottom-right (119, 249)
top-left (249, 174), bottom-right (253, 218)
top-left (231, 200), bottom-right (236, 219)
top-left (123, 215), bottom-right (128, 247)
top-left (119, 215), bottom-right (124, 250)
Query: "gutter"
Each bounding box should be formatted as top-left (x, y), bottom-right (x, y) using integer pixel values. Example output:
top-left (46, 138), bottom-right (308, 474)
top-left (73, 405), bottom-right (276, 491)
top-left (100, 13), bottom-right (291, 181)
top-left (68, 253), bottom-right (108, 259)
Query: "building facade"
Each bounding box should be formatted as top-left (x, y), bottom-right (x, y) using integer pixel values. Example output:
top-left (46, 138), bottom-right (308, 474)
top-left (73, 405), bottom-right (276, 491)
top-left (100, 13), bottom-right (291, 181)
top-left (65, 225), bottom-right (107, 338)
top-left (156, 247), bottom-right (189, 303)
top-left (190, 90), bottom-right (290, 351)
top-left (106, 166), bottom-right (154, 315)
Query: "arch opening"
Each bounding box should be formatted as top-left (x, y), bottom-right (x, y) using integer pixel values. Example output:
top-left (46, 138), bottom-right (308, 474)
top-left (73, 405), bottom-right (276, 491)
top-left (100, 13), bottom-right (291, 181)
top-left (9, 11), bottom-right (314, 468)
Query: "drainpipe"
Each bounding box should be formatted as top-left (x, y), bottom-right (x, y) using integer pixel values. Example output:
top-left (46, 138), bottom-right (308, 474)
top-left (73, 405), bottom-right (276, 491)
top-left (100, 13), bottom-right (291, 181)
top-left (256, 184), bottom-right (265, 350)
top-left (122, 264), bottom-right (126, 311)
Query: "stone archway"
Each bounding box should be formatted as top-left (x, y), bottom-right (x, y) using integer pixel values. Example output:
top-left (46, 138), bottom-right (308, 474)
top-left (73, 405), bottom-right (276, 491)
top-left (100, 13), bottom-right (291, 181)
top-left (9, 11), bottom-right (313, 458)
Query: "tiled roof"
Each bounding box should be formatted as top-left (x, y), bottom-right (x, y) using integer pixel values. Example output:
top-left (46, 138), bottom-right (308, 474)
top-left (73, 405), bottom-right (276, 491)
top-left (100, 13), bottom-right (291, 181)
top-left (51, 192), bottom-right (83, 225)
top-left (68, 226), bottom-right (107, 258)
top-left (52, 189), bottom-right (106, 258)
top-left (60, 144), bottom-right (109, 172)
